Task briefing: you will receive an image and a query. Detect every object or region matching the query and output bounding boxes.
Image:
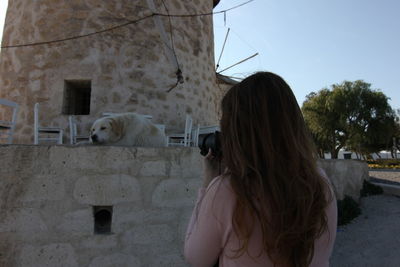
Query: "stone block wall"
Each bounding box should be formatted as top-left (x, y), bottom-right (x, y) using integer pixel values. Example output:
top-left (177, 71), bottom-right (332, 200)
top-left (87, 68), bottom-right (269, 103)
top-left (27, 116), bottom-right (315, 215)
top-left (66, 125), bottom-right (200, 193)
top-left (0, 146), bottom-right (368, 266)
top-left (0, 146), bottom-right (203, 267)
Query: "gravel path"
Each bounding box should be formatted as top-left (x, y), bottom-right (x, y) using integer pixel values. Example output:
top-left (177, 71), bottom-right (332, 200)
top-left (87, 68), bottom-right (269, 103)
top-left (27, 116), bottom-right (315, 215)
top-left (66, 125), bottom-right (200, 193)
top-left (369, 169), bottom-right (400, 185)
top-left (331, 195), bottom-right (400, 267)
top-left (330, 170), bottom-right (400, 267)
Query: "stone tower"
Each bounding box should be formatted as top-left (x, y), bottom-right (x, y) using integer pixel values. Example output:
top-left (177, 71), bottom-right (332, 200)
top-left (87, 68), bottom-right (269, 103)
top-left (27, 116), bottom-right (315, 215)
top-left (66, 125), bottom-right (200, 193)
top-left (0, 0), bottom-right (224, 144)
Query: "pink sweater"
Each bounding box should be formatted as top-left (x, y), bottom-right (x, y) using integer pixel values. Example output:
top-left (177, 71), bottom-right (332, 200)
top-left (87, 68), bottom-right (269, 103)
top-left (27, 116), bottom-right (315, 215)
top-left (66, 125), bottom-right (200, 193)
top-left (184, 175), bottom-right (337, 267)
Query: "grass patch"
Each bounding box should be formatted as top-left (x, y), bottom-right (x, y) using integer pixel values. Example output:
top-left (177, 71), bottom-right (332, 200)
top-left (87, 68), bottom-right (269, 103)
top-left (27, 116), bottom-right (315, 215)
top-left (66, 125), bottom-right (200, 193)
top-left (360, 180), bottom-right (383, 197)
top-left (337, 196), bottom-right (361, 226)
top-left (337, 181), bottom-right (384, 226)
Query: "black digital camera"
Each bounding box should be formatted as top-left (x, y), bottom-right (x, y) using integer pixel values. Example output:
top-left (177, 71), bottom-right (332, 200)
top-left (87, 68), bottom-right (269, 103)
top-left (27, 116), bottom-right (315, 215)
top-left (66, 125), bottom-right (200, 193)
top-left (198, 131), bottom-right (222, 157)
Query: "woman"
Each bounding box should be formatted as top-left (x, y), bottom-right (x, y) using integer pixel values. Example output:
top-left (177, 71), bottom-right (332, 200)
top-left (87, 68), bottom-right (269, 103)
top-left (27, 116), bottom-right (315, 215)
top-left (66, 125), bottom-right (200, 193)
top-left (184, 72), bottom-right (337, 267)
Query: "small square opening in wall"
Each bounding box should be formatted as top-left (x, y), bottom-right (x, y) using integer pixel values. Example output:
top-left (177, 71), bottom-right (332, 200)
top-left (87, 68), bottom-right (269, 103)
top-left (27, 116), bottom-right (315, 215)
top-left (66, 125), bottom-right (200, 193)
top-left (93, 206), bottom-right (113, 234)
top-left (62, 80), bottom-right (91, 115)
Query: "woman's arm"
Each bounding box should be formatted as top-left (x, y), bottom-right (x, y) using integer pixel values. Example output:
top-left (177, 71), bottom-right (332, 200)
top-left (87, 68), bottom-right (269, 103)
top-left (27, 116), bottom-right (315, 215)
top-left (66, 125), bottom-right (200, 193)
top-left (184, 150), bottom-right (232, 266)
top-left (184, 172), bottom-right (236, 266)
top-left (184, 182), bottom-right (223, 267)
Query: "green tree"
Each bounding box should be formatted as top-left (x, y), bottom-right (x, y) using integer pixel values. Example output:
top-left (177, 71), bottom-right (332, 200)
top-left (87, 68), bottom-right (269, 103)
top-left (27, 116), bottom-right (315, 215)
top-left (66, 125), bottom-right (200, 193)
top-left (302, 80), bottom-right (395, 159)
top-left (302, 89), bottom-right (343, 158)
top-left (390, 109), bottom-right (400, 158)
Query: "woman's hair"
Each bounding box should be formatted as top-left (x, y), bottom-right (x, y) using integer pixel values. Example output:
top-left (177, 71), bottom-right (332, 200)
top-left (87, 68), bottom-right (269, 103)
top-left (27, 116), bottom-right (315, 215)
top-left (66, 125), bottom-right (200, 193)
top-left (220, 72), bottom-right (332, 267)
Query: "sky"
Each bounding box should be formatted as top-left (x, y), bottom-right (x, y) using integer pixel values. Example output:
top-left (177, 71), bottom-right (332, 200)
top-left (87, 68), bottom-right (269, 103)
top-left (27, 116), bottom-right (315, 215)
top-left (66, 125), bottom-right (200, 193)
top-left (0, 0), bottom-right (399, 108)
top-left (213, 0), bottom-right (400, 109)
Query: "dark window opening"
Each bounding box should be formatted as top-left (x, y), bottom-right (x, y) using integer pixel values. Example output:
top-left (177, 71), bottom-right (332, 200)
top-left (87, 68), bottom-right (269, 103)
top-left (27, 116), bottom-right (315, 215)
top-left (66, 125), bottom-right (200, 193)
top-left (93, 206), bottom-right (113, 234)
top-left (62, 80), bottom-right (91, 115)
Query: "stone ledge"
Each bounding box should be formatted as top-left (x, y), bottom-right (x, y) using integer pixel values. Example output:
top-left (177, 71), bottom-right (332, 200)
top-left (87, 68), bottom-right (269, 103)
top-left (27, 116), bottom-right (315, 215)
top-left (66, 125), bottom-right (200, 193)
top-left (318, 159), bottom-right (369, 202)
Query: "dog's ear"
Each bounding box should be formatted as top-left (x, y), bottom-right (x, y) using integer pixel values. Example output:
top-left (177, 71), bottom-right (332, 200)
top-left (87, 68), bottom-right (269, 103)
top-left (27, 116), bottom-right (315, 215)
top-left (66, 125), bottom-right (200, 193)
top-left (109, 117), bottom-right (124, 139)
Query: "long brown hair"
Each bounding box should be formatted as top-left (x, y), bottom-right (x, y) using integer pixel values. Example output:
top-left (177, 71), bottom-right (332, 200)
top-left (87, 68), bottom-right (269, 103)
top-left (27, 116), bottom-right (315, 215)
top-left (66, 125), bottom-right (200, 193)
top-left (220, 72), bottom-right (332, 267)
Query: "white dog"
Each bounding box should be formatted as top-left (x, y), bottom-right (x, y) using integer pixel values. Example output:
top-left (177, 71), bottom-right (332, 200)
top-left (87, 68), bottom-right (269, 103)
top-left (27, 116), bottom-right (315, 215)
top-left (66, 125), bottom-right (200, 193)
top-left (90, 113), bottom-right (166, 147)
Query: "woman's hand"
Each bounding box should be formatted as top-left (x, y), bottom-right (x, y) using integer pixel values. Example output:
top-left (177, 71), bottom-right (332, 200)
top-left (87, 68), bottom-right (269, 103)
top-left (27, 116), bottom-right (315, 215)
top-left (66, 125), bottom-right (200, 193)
top-left (203, 149), bottom-right (221, 188)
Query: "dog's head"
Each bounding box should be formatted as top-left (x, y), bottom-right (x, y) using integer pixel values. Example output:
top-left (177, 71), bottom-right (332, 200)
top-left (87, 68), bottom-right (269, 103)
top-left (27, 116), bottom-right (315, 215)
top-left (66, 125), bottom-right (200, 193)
top-left (90, 117), bottom-right (123, 144)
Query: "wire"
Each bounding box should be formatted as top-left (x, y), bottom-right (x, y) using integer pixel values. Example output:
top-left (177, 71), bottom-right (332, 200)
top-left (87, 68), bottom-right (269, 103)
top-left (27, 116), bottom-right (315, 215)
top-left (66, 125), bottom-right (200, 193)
top-left (216, 0), bottom-right (255, 13)
top-left (228, 27), bottom-right (264, 70)
top-left (155, 0), bottom-right (255, 18)
top-left (0, 0), bottom-right (255, 49)
top-left (160, 0), bottom-right (179, 68)
top-left (1, 14), bottom-right (154, 48)
top-left (160, 0), bottom-right (183, 93)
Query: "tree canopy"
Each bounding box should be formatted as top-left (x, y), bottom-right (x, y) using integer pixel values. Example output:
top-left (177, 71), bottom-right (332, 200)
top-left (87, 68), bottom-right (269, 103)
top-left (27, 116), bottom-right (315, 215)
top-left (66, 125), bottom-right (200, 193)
top-left (392, 109), bottom-right (400, 158)
top-left (302, 80), bottom-right (396, 159)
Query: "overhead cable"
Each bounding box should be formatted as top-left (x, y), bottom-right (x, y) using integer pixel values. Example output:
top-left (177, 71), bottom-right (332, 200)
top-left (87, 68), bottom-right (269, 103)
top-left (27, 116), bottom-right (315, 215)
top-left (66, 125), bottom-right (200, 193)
top-left (0, 0), bottom-right (255, 49)
top-left (160, 0), bottom-right (183, 92)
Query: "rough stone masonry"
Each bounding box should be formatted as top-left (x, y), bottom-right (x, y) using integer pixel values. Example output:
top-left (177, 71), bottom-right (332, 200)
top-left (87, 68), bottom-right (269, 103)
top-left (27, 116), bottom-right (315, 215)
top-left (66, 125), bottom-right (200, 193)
top-left (0, 0), bottom-right (227, 144)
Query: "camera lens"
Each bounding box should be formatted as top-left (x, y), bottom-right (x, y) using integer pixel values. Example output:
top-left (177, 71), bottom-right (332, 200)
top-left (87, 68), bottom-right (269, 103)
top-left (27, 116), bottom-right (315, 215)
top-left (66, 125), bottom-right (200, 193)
top-left (198, 131), bottom-right (221, 157)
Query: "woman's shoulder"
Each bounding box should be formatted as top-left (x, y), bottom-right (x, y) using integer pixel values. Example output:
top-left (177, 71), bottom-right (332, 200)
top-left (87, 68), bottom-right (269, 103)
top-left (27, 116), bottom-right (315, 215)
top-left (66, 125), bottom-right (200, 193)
top-left (316, 167), bottom-right (334, 185)
top-left (202, 175), bottom-right (237, 227)
top-left (205, 175), bottom-right (236, 202)
top-left (207, 175), bottom-right (234, 191)
top-left (316, 167), bottom-right (337, 201)
top-left (316, 166), bottom-right (327, 177)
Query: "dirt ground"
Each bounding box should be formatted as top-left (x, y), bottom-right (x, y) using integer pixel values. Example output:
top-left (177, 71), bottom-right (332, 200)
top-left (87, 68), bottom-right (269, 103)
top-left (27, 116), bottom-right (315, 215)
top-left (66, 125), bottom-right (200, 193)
top-left (330, 170), bottom-right (400, 267)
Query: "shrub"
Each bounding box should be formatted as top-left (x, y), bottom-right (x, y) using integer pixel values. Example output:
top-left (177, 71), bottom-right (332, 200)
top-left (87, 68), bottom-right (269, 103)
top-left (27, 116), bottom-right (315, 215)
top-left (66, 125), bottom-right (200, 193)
top-left (337, 196), bottom-right (361, 226)
top-left (360, 180), bottom-right (383, 197)
top-left (367, 159), bottom-right (400, 169)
